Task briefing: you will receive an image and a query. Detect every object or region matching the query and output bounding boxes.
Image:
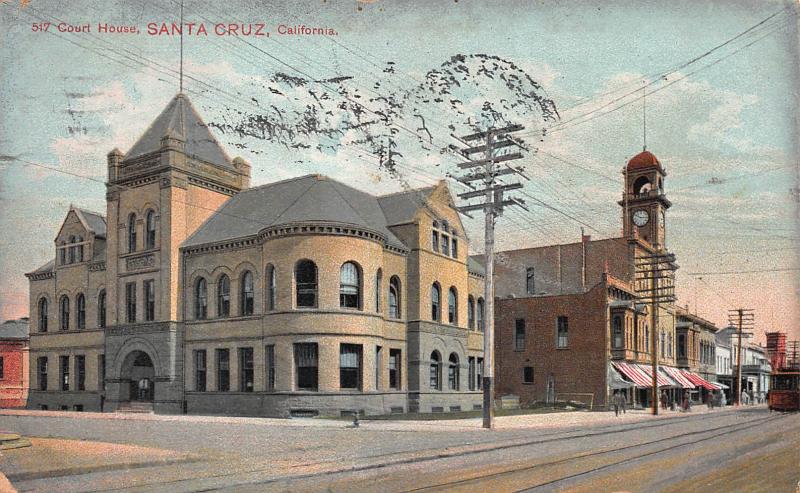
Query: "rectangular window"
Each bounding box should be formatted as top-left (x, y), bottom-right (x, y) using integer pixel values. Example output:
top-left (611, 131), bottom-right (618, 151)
top-left (239, 347), bottom-right (254, 392)
top-left (0, 356), bottom-right (3, 380)
top-left (266, 345), bottom-right (275, 391)
top-left (375, 346), bottom-right (382, 390)
top-left (389, 349), bottom-right (401, 390)
top-left (144, 279), bottom-right (155, 321)
top-left (340, 344), bottom-right (362, 390)
top-left (451, 238), bottom-right (458, 258)
top-left (468, 357), bottom-right (476, 391)
top-left (98, 354), bottom-right (105, 391)
top-left (76, 355), bottom-right (85, 391)
top-left (125, 282), bottom-right (136, 323)
top-left (60, 355), bottom-right (70, 391)
top-left (441, 235), bottom-right (450, 256)
top-left (515, 318), bottom-right (526, 351)
top-left (38, 357), bottom-right (48, 391)
top-left (216, 349), bottom-right (230, 392)
top-left (526, 267), bottom-right (535, 295)
top-left (557, 316), bottom-right (569, 348)
top-left (194, 350), bottom-right (207, 392)
top-left (477, 358), bottom-right (484, 389)
top-left (523, 366), bottom-right (534, 384)
top-left (431, 231), bottom-right (439, 253)
top-left (294, 343), bottom-right (318, 391)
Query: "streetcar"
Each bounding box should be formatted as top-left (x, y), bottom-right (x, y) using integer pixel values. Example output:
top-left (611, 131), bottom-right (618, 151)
top-left (768, 370), bottom-right (800, 412)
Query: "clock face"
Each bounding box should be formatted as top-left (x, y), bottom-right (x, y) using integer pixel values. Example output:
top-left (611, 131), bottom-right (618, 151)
top-left (633, 209), bottom-right (649, 227)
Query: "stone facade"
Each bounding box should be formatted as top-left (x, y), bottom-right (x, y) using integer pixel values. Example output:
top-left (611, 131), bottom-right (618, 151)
top-left (24, 93), bottom-right (484, 416)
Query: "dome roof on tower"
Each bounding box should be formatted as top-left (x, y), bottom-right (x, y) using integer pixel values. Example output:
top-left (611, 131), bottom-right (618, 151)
top-left (627, 150), bottom-right (662, 172)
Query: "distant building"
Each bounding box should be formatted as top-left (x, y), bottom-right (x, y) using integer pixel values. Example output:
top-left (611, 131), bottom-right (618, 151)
top-left (716, 326), bottom-right (771, 398)
top-left (24, 92), bottom-right (484, 416)
top-left (0, 318), bottom-right (30, 408)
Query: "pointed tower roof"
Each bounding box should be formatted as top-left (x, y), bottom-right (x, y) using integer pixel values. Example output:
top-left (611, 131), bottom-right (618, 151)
top-left (124, 93), bottom-right (232, 168)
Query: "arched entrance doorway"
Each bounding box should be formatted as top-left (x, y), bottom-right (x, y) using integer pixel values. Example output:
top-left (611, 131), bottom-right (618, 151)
top-left (120, 350), bottom-right (155, 402)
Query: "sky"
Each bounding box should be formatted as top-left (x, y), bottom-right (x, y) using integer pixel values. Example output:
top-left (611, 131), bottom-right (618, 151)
top-left (0, 0), bottom-right (798, 344)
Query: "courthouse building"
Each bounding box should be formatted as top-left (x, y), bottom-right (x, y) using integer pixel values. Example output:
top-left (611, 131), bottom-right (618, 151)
top-left (25, 93), bottom-right (485, 416)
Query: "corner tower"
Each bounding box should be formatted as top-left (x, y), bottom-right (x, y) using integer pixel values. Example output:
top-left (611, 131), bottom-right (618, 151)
top-left (619, 150), bottom-right (671, 249)
top-left (104, 93), bottom-right (249, 413)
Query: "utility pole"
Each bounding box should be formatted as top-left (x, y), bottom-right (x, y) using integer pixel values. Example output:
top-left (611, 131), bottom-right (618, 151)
top-left (728, 308), bottom-right (754, 405)
top-left (452, 124), bottom-right (528, 429)
top-left (635, 251), bottom-right (677, 415)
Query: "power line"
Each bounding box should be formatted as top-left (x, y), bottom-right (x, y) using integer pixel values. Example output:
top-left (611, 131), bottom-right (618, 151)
top-left (686, 267), bottom-right (800, 276)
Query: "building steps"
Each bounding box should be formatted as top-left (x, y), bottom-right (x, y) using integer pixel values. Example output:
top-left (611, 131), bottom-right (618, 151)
top-left (116, 401), bottom-right (154, 414)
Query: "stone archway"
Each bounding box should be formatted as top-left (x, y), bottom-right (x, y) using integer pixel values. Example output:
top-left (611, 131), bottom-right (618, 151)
top-left (120, 350), bottom-right (155, 402)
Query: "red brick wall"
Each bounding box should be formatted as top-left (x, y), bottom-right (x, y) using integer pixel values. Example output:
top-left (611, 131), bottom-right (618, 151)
top-left (0, 340), bottom-right (29, 408)
top-left (495, 281), bottom-right (609, 408)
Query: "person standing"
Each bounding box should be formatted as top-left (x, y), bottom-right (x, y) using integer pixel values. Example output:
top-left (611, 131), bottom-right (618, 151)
top-left (612, 391), bottom-right (621, 417)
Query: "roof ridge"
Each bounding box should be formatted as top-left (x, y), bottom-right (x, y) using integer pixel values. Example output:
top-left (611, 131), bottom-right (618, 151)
top-left (267, 177), bottom-right (320, 226)
top-left (240, 173), bottom-right (321, 194)
top-left (73, 207), bottom-right (106, 219)
top-left (328, 180), bottom-right (383, 234)
top-left (377, 185), bottom-right (436, 198)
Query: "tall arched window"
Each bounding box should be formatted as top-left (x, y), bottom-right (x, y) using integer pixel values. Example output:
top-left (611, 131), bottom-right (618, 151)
top-left (217, 275), bottom-right (231, 318)
top-left (195, 278), bottom-right (208, 320)
top-left (295, 260), bottom-right (317, 308)
top-left (431, 283), bottom-right (441, 322)
top-left (97, 290), bottom-right (106, 328)
top-left (59, 295), bottom-right (70, 331)
top-left (266, 264), bottom-right (276, 311)
top-left (477, 297), bottom-right (485, 331)
top-left (128, 213), bottom-right (137, 253)
top-left (38, 297), bottom-right (48, 332)
top-left (339, 262), bottom-right (361, 309)
top-left (145, 209), bottom-right (156, 249)
top-left (375, 269), bottom-right (382, 313)
top-left (612, 315), bottom-right (623, 348)
top-left (240, 271), bottom-right (254, 316)
top-left (447, 287), bottom-right (457, 325)
top-left (76, 236), bottom-right (84, 262)
top-left (448, 353), bottom-right (459, 390)
top-left (76, 293), bottom-right (86, 329)
top-left (68, 235), bottom-right (76, 264)
top-left (467, 296), bottom-right (475, 329)
top-left (388, 276), bottom-right (401, 319)
top-left (429, 351), bottom-right (441, 390)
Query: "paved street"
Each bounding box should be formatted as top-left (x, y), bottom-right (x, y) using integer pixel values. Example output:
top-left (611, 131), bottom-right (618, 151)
top-left (0, 406), bottom-right (797, 492)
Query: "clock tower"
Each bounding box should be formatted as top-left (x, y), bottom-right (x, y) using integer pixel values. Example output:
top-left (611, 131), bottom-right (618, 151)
top-left (619, 150), bottom-right (671, 248)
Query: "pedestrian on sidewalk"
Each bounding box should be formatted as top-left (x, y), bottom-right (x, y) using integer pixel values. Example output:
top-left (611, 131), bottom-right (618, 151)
top-left (660, 390), bottom-right (668, 410)
top-left (612, 391), bottom-right (622, 416)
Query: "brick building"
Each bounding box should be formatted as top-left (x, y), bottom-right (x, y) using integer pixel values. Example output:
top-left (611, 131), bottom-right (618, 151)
top-left (24, 92), bottom-right (484, 416)
top-left (0, 318), bottom-right (30, 408)
top-left (490, 150), bottom-right (709, 410)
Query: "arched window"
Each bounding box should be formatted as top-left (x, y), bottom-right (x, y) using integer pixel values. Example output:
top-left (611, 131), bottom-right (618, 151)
top-left (76, 236), bottom-right (84, 262)
top-left (76, 293), bottom-right (86, 329)
top-left (477, 297), bottom-right (485, 331)
top-left (429, 351), bottom-right (441, 390)
top-left (447, 287), bottom-right (457, 325)
top-left (38, 297), bottom-right (48, 332)
top-left (339, 262), bottom-right (361, 309)
top-left (145, 209), bottom-right (156, 249)
top-left (448, 353), bottom-right (460, 390)
top-left (240, 271), bottom-right (254, 316)
top-left (59, 295), bottom-right (70, 331)
top-left (388, 276), bottom-right (401, 319)
top-left (217, 275), bottom-right (231, 318)
top-left (266, 264), bottom-right (276, 311)
top-left (295, 260), bottom-right (317, 308)
top-left (612, 315), bottom-right (623, 349)
top-left (467, 296), bottom-right (475, 329)
top-left (195, 278), bottom-right (208, 320)
top-left (375, 269), bottom-right (382, 313)
top-left (633, 176), bottom-right (652, 195)
top-left (68, 235), bottom-right (76, 264)
top-left (128, 213), bottom-right (137, 253)
top-left (431, 283), bottom-right (441, 322)
top-left (98, 290), bottom-right (106, 328)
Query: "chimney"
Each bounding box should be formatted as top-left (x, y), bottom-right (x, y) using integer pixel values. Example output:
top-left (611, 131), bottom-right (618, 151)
top-left (107, 148), bottom-right (123, 182)
top-left (233, 157), bottom-right (251, 190)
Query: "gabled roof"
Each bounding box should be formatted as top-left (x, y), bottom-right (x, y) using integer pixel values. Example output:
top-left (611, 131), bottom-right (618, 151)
top-left (30, 259), bottom-right (55, 274)
top-left (124, 93), bottom-right (232, 169)
top-left (0, 318), bottom-right (29, 340)
top-left (377, 187), bottom-right (435, 226)
top-left (73, 208), bottom-right (107, 238)
top-left (182, 174), bottom-right (408, 250)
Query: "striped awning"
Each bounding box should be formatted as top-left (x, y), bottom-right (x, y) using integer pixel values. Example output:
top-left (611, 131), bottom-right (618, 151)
top-left (612, 362), bottom-right (652, 388)
top-left (635, 364), bottom-right (674, 387)
top-left (662, 366), bottom-right (696, 389)
top-left (681, 370), bottom-right (722, 390)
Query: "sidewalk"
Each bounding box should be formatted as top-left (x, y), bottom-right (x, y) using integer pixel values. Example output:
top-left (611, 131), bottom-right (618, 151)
top-left (0, 404), bottom-right (763, 433)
